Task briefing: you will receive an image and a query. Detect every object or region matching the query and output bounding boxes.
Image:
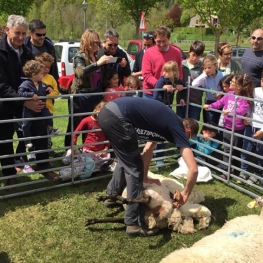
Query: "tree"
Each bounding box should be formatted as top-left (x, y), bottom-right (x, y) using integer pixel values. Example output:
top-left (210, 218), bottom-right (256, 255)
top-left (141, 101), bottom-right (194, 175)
top-left (167, 3), bottom-right (182, 28)
top-left (179, 0), bottom-right (263, 55)
top-left (0, 0), bottom-right (38, 17)
top-left (118, 0), bottom-right (164, 39)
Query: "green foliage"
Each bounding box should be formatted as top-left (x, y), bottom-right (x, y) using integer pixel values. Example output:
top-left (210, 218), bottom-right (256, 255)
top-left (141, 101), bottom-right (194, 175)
top-left (0, 0), bottom-right (37, 16)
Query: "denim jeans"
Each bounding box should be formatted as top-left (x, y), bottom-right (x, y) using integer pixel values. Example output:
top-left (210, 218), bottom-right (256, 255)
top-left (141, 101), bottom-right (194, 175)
top-left (241, 125), bottom-right (263, 174)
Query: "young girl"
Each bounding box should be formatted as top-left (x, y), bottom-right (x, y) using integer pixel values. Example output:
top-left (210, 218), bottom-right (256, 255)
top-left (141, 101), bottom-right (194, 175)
top-left (191, 123), bottom-right (221, 165)
top-left (72, 101), bottom-right (111, 170)
top-left (153, 60), bottom-right (184, 106)
top-left (103, 69), bottom-right (124, 102)
top-left (192, 55), bottom-right (224, 124)
top-left (203, 73), bottom-right (254, 179)
top-left (124, 75), bottom-right (141, 97)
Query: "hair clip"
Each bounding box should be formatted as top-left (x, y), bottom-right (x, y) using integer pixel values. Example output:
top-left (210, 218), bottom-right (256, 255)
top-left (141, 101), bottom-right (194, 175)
top-left (243, 73), bottom-right (247, 80)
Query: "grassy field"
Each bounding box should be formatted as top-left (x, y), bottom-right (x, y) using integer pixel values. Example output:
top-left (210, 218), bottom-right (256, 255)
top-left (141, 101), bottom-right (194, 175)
top-left (0, 98), bottom-right (261, 263)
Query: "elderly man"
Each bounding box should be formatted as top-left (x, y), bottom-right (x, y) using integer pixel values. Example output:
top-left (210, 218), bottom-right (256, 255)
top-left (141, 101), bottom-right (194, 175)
top-left (0, 15), bottom-right (59, 185)
top-left (98, 28), bottom-right (131, 86)
top-left (242, 28), bottom-right (263, 87)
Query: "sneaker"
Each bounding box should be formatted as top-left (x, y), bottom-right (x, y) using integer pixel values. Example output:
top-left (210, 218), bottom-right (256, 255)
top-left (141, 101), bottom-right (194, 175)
top-left (239, 172), bottom-right (249, 180)
top-left (49, 128), bottom-right (61, 135)
top-left (126, 225), bottom-right (159, 237)
top-left (104, 199), bottom-right (122, 208)
top-left (28, 153), bottom-right (36, 162)
top-left (156, 160), bottom-right (164, 166)
top-left (108, 161), bottom-right (117, 172)
top-left (247, 176), bottom-right (258, 185)
top-left (220, 174), bottom-right (227, 180)
top-left (23, 165), bottom-right (35, 173)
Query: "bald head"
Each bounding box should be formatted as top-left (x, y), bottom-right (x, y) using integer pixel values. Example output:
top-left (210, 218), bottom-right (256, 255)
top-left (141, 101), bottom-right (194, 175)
top-left (251, 28), bottom-right (263, 51)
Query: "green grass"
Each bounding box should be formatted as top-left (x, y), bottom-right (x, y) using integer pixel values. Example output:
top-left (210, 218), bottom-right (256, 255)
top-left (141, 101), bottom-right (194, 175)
top-left (0, 98), bottom-right (261, 263)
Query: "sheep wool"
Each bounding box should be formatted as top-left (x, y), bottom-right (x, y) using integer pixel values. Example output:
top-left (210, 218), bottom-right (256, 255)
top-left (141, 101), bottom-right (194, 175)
top-left (160, 202), bottom-right (263, 263)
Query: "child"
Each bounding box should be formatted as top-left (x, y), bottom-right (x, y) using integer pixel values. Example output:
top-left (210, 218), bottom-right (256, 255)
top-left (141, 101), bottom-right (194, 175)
top-left (203, 73), bottom-right (254, 179)
top-left (35, 52), bottom-right (60, 157)
top-left (240, 72), bottom-right (263, 185)
top-left (103, 69), bottom-right (124, 102)
top-left (217, 74), bottom-right (234, 134)
top-left (72, 101), bottom-right (114, 170)
top-left (153, 60), bottom-right (184, 106)
top-left (176, 41), bottom-right (205, 120)
top-left (192, 55), bottom-right (224, 124)
top-left (191, 123), bottom-right (221, 165)
top-left (18, 60), bottom-right (55, 149)
top-left (124, 75), bottom-right (141, 97)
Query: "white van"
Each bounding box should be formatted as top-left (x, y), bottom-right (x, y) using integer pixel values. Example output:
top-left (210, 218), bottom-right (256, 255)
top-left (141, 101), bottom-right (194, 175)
top-left (54, 41), bottom-right (134, 78)
top-left (54, 41), bottom-right (80, 77)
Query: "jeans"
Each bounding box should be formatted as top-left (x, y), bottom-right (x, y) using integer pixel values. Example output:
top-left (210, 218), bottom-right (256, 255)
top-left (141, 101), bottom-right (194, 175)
top-left (241, 125), bottom-right (263, 174)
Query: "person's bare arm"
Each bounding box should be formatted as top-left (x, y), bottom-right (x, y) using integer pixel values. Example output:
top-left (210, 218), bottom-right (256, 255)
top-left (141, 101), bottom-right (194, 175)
top-left (141, 141), bottom-right (161, 185)
top-left (173, 147), bottom-right (198, 207)
top-left (24, 100), bottom-right (45, 112)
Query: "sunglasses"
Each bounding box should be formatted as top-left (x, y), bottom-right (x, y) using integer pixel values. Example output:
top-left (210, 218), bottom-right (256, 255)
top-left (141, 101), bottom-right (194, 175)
top-left (108, 43), bottom-right (118, 47)
top-left (143, 33), bottom-right (153, 39)
top-left (35, 33), bottom-right (46, 37)
top-left (251, 36), bottom-right (263, 41)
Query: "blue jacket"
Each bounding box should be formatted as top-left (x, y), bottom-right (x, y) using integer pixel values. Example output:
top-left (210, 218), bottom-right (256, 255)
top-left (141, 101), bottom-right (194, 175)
top-left (153, 75), bottom-right (184, 105)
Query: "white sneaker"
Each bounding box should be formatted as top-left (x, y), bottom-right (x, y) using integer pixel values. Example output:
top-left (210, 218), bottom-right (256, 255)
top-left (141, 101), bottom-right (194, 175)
top-left (109, 161), bottom-right (117, 172)
top-left (23, 165), bottom-right (35, 173)
top-left (28, 153), bottom-right (36, 162)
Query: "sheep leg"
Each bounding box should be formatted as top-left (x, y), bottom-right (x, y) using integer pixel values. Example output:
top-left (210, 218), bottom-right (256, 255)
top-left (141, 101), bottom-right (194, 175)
top-left (96, 194), bottom-right (151, 205)
top-left (85, 217), bottom-right (125, 226)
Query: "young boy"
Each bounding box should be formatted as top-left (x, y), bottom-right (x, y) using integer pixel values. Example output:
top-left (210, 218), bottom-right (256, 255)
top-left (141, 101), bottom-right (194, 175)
top-left (18, 60), bottom-right (55, 149)
top-left (35, 52), bottom-right (60, 157)
top-left (176, 41), bottom-right (205, 121)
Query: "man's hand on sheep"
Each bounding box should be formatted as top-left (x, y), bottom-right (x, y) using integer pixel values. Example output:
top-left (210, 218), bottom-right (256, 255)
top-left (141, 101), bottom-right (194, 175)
top-left (173, 190), bottom-right (189, 208)
top-left (144, 177), bottom-right (161, 185)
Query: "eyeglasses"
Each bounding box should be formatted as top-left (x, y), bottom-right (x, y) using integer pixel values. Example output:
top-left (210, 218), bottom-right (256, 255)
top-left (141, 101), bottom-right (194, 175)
top-left (143, 33), bottom-right (153, 39)
top-left (35, 33), bottom-right (46, 37)
top-left (223, 52), bottom-right (232, 56)
top-left (108, 43), bottom-right (118, 47)
top-left (230, 81), bottom-right (238, 85)
top-left (93, 41), bottom-right (100, 45)
top-left (251, 36), bottom-right (263, 41)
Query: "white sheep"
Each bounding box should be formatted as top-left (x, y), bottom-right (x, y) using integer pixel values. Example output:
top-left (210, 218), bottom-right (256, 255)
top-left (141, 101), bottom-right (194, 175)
top-left (122, 171), bottom-right (211, 234)
top-left (160, 196), bottom-right (263, 263)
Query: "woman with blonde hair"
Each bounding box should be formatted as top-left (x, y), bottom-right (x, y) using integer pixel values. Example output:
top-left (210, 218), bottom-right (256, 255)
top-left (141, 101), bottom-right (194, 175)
top-left (65, 29), bottom-right (111, 147)
top-left (217, 42), bottom-right (242, 74)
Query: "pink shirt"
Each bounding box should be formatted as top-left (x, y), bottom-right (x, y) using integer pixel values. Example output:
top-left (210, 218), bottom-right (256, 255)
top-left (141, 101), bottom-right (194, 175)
top-left (104, 86), bottom-right (124, 102)
top-left (142, 45), bottom-right (183, 95)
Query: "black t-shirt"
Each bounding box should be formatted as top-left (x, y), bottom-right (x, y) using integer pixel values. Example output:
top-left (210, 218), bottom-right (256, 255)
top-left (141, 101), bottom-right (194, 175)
top-left (113, 97), bottom-right (190, 148)
top-left (30, 43), bottom-right (49, 57)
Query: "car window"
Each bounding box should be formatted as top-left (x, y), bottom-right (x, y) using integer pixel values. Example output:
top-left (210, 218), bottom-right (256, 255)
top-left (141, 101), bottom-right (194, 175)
top-left (232, 49), bottom-right (237, 57)
top-left (68, 47), bottom-right (79, 63)
top-left (54, 45), bottom-right (62, 62)
top-left (238, 48), bottom-right (246, 57)
top-left (127, 43), bottom-right (139, 56)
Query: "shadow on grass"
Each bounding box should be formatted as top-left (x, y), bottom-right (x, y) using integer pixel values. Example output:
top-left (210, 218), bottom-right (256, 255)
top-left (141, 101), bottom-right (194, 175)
top-left (204, 196), bottom-right (236, 227)
top-left (0, 251), bottom-right (10, 263)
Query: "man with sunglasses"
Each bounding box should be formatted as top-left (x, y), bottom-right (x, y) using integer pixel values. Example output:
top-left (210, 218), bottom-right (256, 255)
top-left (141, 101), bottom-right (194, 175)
top-left (132, 31), bottom-right (155, 79)
top-left (98, 28), bottom-right (131, 87)
top-left (242, 28), bottom-right (263, 87)
top-left (24, 19), bottom-right (59, 84)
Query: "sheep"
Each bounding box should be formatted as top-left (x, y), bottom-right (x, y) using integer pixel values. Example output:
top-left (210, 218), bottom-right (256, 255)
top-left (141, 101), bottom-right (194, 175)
top-left (122, 171), bottom-right (211, 234)
top-left (159, 196), bottom-right (263, 263)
